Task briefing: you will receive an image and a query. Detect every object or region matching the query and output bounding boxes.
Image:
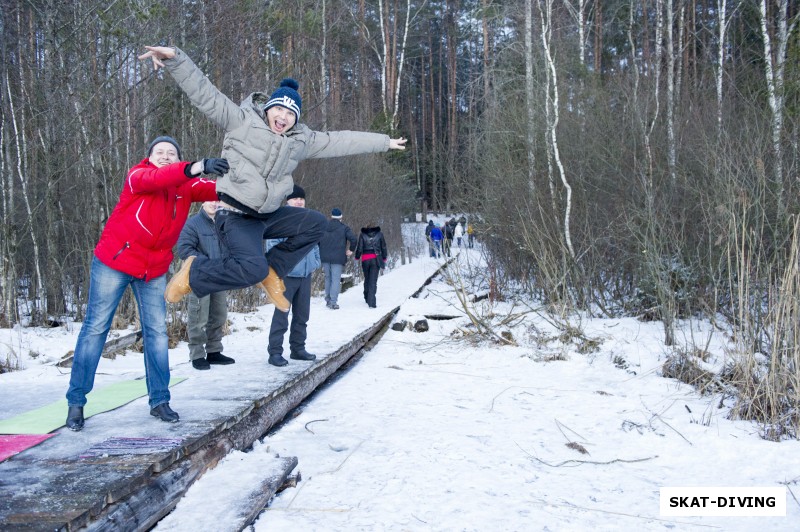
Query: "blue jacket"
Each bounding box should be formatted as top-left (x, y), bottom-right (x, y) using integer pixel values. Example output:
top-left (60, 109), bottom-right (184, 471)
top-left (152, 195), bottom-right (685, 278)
top-left (177, 209), bottom-right (226, 260)
top-left (266, 238), bottom-right (321, 278)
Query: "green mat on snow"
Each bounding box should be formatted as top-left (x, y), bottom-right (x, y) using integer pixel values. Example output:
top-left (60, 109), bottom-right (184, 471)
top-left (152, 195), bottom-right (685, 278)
top-left (0, 377), bottom-right (186, 434)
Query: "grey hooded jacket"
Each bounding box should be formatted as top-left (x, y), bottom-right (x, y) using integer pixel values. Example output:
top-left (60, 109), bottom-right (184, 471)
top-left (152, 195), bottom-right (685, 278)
top-left (164, 47), bottom-right (391, 215)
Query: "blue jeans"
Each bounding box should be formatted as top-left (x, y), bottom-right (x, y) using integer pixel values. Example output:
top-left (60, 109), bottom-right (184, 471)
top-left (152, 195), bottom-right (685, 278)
top-left (322, 262), bottom-right (344, 305)
top-left (67, 257), bottom-right (171, 409)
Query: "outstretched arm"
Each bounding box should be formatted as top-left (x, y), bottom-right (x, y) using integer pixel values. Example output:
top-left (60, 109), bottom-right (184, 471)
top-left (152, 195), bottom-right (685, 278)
top-left (139, 46), bottom-right (245, 133)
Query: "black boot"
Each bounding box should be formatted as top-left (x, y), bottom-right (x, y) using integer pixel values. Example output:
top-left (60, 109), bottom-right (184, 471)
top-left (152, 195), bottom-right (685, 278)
top-left (150, 403), bottom-right (180, 423)
top-left (268, 353), bottom-right (288, 367)
top-left (290, 350), bottom-right (316, 361)
top-left (207, 352), bottom-right (235, 365)
top-left (192, 357), bottom-right (211, 370)
top-left (66, 406), bottom-right (84, 431)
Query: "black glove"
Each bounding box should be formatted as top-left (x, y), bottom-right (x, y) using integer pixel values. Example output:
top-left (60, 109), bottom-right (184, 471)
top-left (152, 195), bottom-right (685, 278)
top-left (203, 158), bottom-right (229, 176)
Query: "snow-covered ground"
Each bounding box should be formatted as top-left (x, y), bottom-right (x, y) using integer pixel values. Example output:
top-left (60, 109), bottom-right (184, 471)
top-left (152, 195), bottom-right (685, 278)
top-left (2, 223), bottom-right (799, 530)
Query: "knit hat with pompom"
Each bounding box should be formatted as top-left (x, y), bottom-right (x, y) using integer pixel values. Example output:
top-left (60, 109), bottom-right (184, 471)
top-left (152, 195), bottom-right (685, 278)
top-left (264, 78), bottom-right (302, 120)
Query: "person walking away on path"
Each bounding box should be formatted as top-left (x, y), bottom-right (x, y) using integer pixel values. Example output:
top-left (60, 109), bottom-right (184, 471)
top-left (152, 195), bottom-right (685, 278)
top-left (319, 207), bottom-right (357, 310)
top-left (138, 46), bottom-right (406, 312)
top-left (429, 224), bottom-right (444, 258)
top-left (354, 224), bottom-right (388, 308)
top-left (454, 221), bottom-right (464, 248)
top-left (425, 220), bottom-right (436, 257)
top-left (176, 201), bottom-right (235, 370)
top-left (467, 221), bottom-right (475, 248)
top-left (443, 219), bottom-right (455, 257)
top-left (65, 137), bottom-right (228, 431)
top-left (266, 185), bottom-right (320, 366)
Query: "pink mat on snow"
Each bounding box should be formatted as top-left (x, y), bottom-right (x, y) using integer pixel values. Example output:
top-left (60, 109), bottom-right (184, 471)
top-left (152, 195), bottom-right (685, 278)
top-left (0, 434), bottom-right (55, 462)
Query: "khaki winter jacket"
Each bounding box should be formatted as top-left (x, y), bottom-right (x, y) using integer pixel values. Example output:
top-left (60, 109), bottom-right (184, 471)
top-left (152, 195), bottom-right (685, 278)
top-left (164, 47), bottom-right (391, 215)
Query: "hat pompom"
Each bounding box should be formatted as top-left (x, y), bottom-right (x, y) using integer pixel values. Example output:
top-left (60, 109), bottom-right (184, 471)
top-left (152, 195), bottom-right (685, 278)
top-left (280, 78), bottom-right (299, 91)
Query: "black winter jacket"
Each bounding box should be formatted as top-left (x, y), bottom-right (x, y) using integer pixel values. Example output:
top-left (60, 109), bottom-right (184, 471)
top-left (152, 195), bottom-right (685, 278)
top-left (177, 209), bottom-right (225, 260)
top-left (354, 226), bottom-right (388, 268)
top-left (319, 219), bottom-right (358, 265)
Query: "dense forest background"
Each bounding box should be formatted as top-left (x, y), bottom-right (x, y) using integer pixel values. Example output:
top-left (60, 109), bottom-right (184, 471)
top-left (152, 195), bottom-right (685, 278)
top-left (1, 1), bottom-right (799, 433)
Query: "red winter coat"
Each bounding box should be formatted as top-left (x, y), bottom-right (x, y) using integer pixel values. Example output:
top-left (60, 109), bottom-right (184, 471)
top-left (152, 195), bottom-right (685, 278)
top-left (94, 158), bottom-right (218, 281)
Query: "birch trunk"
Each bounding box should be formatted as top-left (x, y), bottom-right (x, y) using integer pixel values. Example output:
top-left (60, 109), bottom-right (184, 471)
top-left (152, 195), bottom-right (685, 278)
top-left (666, 0), bottom-right (676, 182)
top-left (7, 35), bottom-right (45, 321)
top-left (525, 0), bottom-right (537, 197)
top-left (715, 0), bottom-right (729, 142)
top-left (538, 0), bottom-right (575, 260)
top-left (321, 0), bottom-right (329, 129)
top-left (0, 70), bottom-right (16, 326)
top-left (758, 0), bottom-right (791, 216)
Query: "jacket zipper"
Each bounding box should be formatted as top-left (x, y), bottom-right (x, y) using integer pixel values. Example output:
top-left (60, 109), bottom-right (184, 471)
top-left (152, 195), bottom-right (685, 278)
top-left (112, 242), bottom-right (130, 260)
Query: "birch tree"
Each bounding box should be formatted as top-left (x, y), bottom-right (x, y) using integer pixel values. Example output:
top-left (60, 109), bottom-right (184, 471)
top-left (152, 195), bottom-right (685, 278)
top-left (525, 0), bottom-right (537, 196)
top-left (355, 0), bottom-right (422, 131)
top-left (537, 0), bottom-right (575, 260)
top-left (666, 0), bottom-right (676, 182)
top-left (757, 0), bottom-right (795, 216)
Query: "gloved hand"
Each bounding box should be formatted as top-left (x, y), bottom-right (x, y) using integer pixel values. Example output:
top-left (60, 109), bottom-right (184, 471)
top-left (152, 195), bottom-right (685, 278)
top-left (203, 158), bottom-right (229, 176)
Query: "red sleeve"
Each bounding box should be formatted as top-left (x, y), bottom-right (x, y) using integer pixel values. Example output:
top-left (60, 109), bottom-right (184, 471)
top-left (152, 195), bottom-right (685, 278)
top-left (125, 159), bottom-right (193, 194)
top-left (188, 177), bottom-right (219, 202)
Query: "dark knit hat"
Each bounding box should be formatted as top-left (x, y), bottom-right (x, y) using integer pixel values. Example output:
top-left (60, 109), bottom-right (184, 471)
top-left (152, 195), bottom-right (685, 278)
top-left (264, 78), bottom-right (302, 120)
top-left (286, 184), bottom-right (305, 200)
top-left (147, 136), bottom-right (182, 159)
top-left (331, 208), bottom-right (342, 219)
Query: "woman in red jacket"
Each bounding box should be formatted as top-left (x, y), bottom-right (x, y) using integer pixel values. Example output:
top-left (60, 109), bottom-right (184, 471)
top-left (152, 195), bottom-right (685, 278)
top-left (65, 137), bottom-right (227, 431)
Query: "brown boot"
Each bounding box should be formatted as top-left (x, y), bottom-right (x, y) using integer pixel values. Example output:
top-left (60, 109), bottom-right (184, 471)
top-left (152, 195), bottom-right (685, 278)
top-left (165, 256), bottom-right (195, 303)
top-left (259, 267), bottom-right (290, 312)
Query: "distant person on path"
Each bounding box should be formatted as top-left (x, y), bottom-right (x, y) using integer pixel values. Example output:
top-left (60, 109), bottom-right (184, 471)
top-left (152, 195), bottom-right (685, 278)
top-left (467, 222), bottom-right (475, 248)
top-left (177, 201), bottom-right (235, 371)
top-left (66, 137), bottom-right (227, 431)
top-left (443, 219), bottom-right (456, 257)
top-left (319, 208), bottom-right (357, 310)
top-left (425, 220), bottom-right (436, 257)
top-left (454, 221), bottom-right (464, 248)
top-left (138, 46), bottom-right (406, 312)
top-left (266, 185), bottom-right (321, 366)
top-left (429, 224), bottom-right (444, 258)
top-left (354, 224), bottom-right (388, 308)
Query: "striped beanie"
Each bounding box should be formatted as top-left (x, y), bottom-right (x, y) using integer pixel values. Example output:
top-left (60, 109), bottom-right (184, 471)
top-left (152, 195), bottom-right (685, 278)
top-left (264, 78), bottom-right (301, 120)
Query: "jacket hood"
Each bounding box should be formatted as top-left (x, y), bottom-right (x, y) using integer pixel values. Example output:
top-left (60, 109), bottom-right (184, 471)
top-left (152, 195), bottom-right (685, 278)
top-left (243, 92), bottom-right (270, 117)
top-left (362, 226), bottom-right (381, 236)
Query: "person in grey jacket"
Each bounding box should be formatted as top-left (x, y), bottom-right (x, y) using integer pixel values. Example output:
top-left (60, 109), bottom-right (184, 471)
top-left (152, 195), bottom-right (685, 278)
top-left (265, 186), bottom-right (321, 367)
top-left (319, 208), bottom-right (357, 310)
top-left (139, 46), bottom-right (406, 313)
top-left (176, 201), bottom-right (235, 370)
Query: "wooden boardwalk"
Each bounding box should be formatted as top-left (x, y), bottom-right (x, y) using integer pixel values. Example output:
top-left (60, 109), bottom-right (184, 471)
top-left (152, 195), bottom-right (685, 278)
top-left (0, 260), bottom-right (443, 531)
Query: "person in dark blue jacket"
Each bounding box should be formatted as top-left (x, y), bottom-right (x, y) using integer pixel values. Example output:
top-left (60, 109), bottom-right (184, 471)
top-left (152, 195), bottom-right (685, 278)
top-left (429, 224), bottom-right (444, 258)
top-left (319, 208), bottom-right (357, 310)
top-left (265, 186), bottom-right (321, 366)
top-left (177, 201), bottom-right (235, 370)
